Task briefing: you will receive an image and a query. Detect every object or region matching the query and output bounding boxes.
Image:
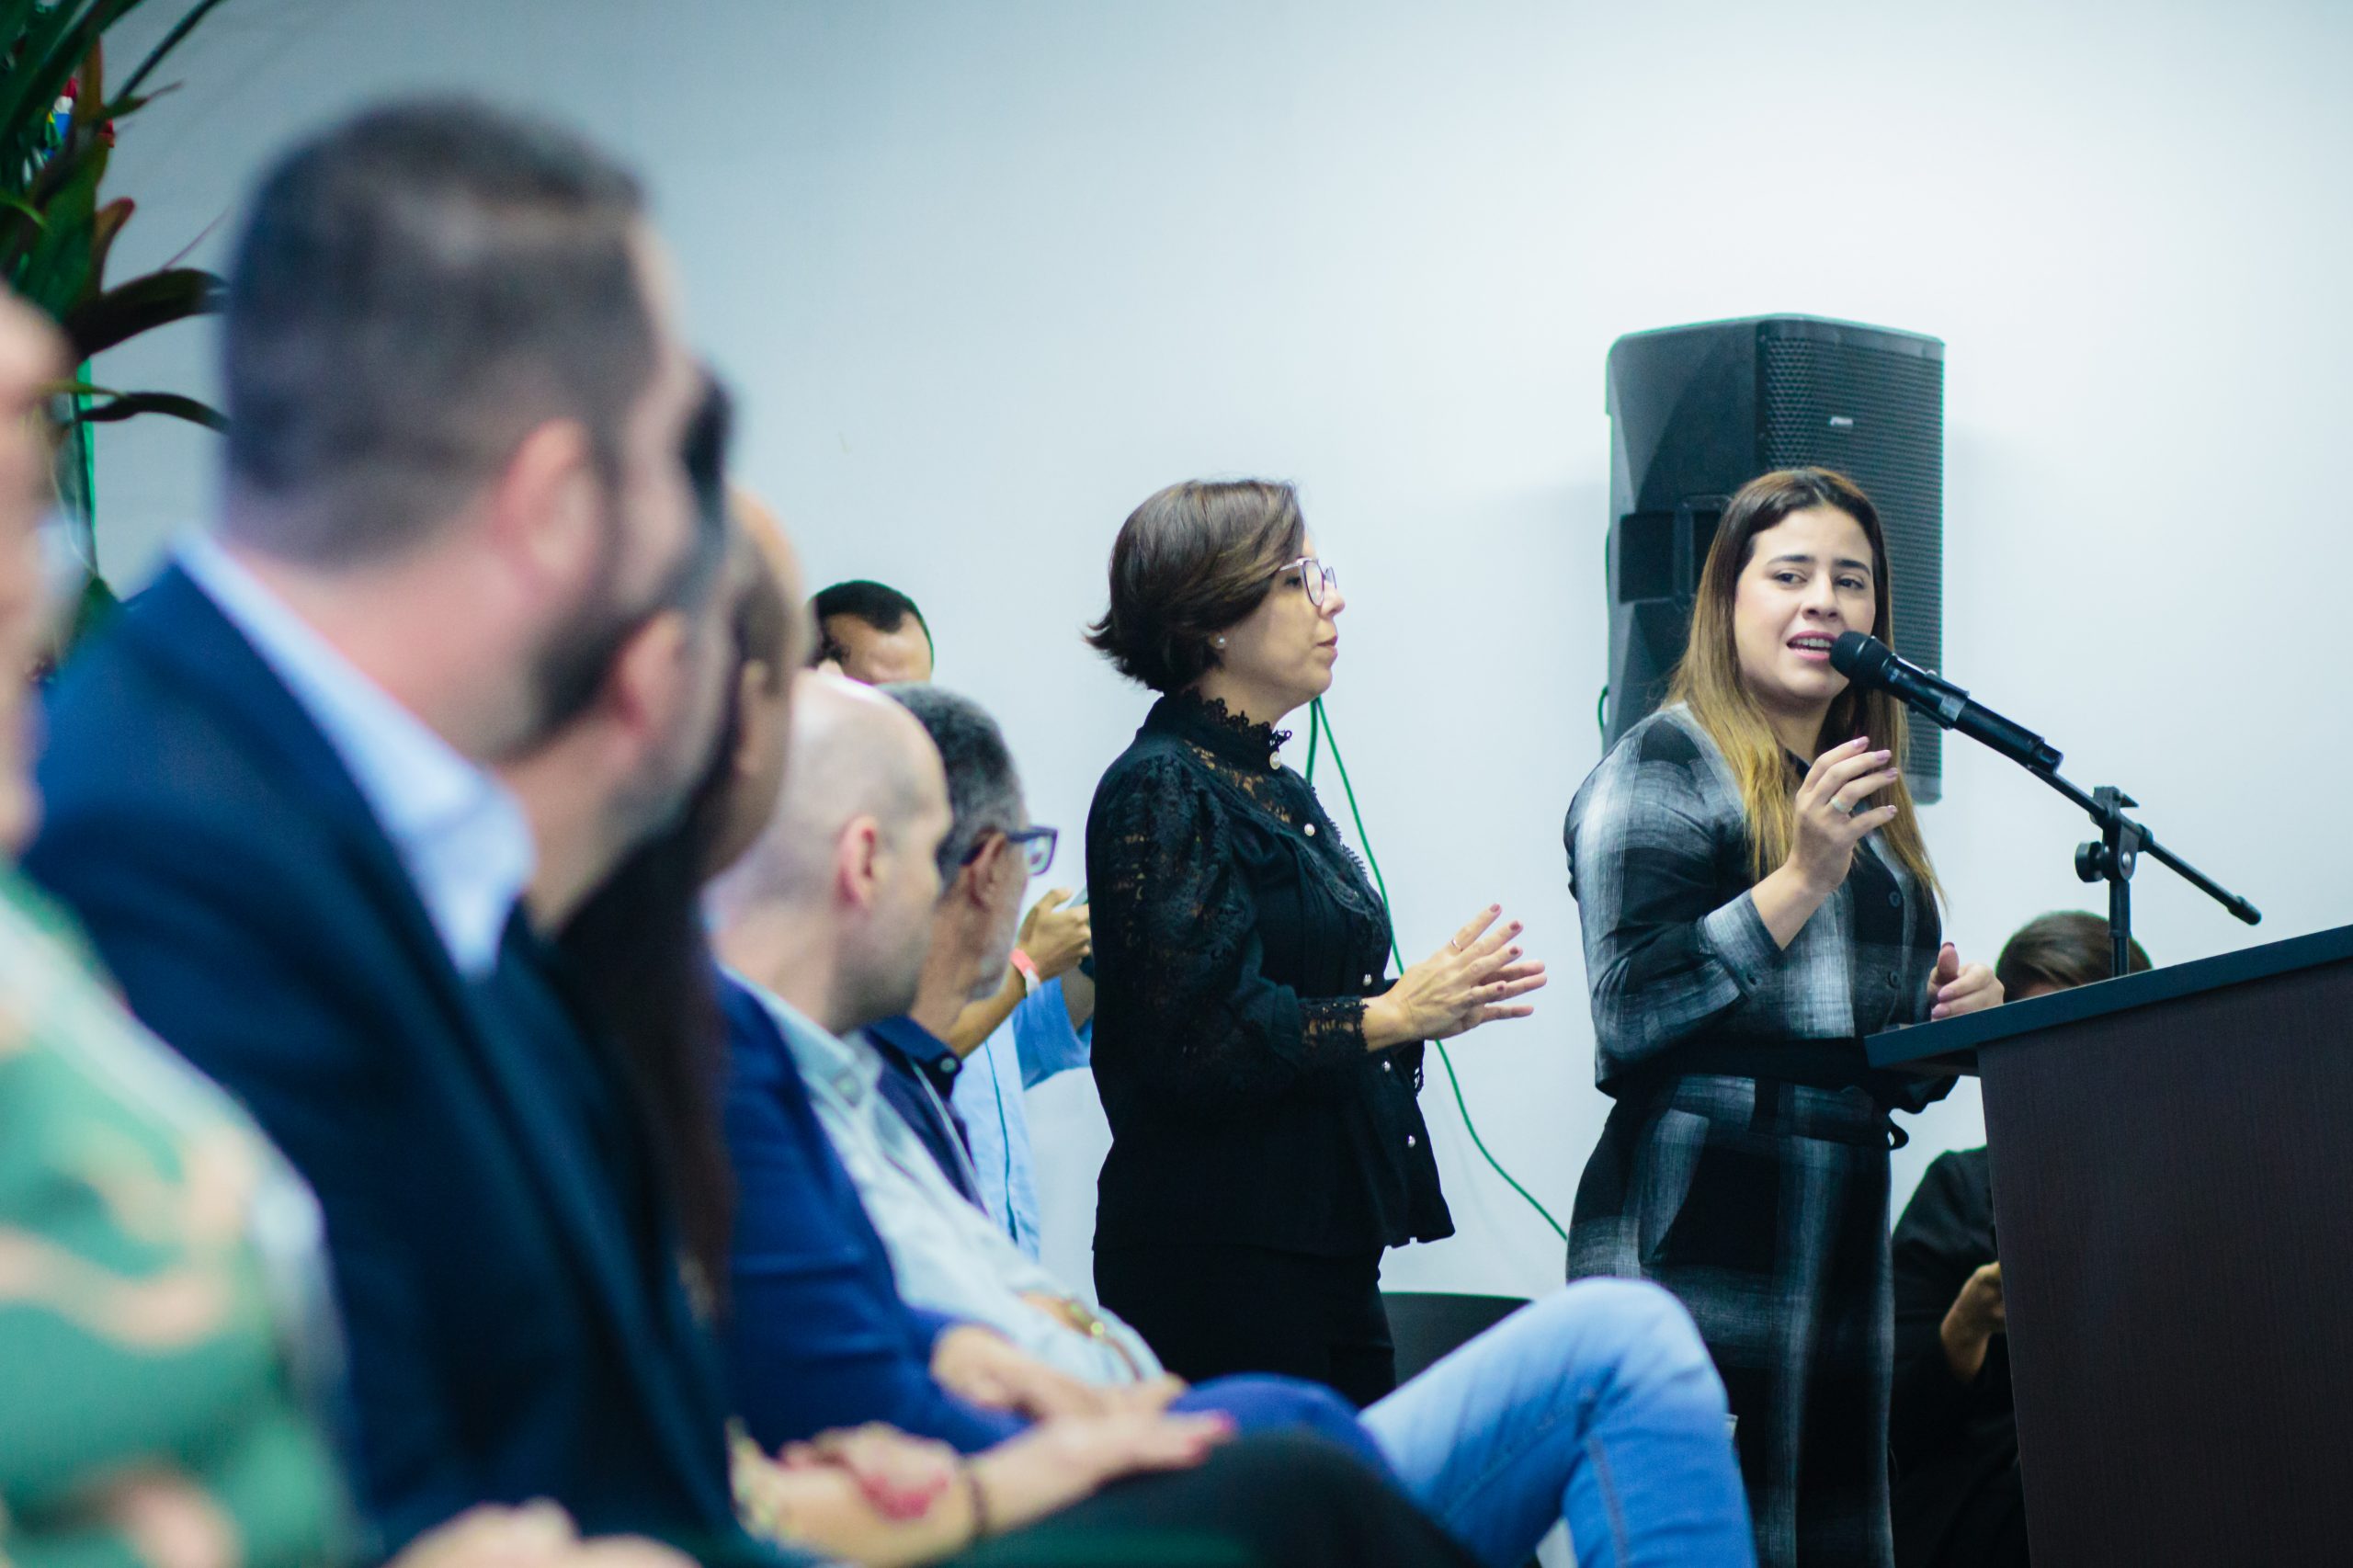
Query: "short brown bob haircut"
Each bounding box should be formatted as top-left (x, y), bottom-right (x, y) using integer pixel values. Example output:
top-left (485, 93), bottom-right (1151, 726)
top-left (1086, 479), bottom-right (1306, 693)
top-left (1995, 911), bottom-right (2153, 996)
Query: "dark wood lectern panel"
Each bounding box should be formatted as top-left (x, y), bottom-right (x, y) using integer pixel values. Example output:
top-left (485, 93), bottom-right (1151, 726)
top-left (1980, 956), bottom-right (2353, 1566)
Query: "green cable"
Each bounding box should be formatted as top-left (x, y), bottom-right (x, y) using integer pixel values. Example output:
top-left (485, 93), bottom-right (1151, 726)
top-left (1306, 697), bottom-right (1568, 1243)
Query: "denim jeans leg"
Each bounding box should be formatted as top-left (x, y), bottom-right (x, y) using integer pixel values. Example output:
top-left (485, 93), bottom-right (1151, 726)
top-left (1357, 1278), bottom-right (1756, 1568)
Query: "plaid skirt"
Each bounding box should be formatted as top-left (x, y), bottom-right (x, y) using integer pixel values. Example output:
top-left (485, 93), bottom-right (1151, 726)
top-left (1568, 1074), bottom-right (1896, 1568)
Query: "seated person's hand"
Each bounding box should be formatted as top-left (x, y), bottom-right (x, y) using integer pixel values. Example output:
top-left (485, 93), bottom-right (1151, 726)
top-left (1017, 890), bottom-right (1092, 981)
top-left (967, 1409), bottom-right (1233, 1537)
top-left (1927, 942), bottom-right (2003, 1021)
top-left (397, 1502), bottom-right (695, 1568)
top-left (933, 1323), bottom-right (1116, 1419)
top-left (731, 1412), bottom-right (1233, 1564)
top-left (778, 1424), bottom-right (960, 1520)
top-left (1938, 1260), bottom-right (2006, 1382)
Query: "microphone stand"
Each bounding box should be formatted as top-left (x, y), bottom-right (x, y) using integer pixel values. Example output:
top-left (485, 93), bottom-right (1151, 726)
top-left (2016, 764), bottom-right (2262, 977)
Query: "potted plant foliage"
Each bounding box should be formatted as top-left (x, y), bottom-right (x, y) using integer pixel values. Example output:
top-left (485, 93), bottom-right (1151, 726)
top-left (6, 0), bottom-right (233, 643)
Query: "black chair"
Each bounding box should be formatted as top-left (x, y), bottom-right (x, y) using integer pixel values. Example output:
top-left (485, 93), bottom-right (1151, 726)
top-left (1386, 1292), bottom-right (1548, 1565)
top-left (1382, 1290), bottom-right (1532, 1384)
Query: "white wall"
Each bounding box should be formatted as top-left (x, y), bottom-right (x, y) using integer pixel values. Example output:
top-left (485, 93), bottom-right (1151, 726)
top-left (94, 0), bottom-right (2353, 1303)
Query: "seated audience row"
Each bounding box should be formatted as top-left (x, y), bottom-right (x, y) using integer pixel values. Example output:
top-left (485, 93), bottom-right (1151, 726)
top-left (4, 97), bottom-right (1758, 1568)
top-left (6, 101), bottom-right (1519, 1568)
top-left (815, 581), bottom-right (1097, 1265)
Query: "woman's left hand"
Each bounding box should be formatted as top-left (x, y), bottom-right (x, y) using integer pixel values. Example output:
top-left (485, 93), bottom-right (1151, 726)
top-left (777, 1425), bottom-right (961, 1520)
top-left (1926, 942), bottom-right (2003, 1021)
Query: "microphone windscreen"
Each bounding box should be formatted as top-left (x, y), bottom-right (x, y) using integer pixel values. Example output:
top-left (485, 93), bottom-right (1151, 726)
top-left (1829, 631), bottom-right (1884, 681)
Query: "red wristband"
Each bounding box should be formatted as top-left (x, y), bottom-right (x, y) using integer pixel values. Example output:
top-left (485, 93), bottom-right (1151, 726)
top-left (1009, 949), bottom-right (1041, 995)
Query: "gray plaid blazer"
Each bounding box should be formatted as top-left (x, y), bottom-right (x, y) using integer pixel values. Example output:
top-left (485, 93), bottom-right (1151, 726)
top-left (1565, 704), bottom-right (1946, 1111)
top-left (1565, 704), bottom-right (1951, 1567)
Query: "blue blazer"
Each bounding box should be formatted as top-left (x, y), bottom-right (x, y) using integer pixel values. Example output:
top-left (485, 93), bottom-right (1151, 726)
top-left (719, 976), bottom-right (1388, 1477)
top-left (26, 566), bottom-right (763, 1560)
top-left (720, 973), bottom-right (1022, 1453)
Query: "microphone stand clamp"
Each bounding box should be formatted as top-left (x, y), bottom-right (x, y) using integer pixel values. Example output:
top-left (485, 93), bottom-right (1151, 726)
top-left (2071, 785), bottom-right (2148, 980)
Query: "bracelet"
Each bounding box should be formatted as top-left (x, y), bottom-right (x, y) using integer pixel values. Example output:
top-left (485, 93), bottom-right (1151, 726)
top-left (1009, 949), bottom-right (1040, 997)
top-left (961, 1461), bottom-right (993, 1543)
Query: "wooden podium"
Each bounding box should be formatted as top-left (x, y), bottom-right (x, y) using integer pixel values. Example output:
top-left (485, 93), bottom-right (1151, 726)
top-left (1869, 923), bottom-right (2353, 1565)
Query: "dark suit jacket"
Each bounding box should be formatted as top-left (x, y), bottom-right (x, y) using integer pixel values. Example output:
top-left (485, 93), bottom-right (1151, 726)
top-left (26, 565), bottom-right (767, 1561)
top-left (718, 975), bottom-right (1020, 1454)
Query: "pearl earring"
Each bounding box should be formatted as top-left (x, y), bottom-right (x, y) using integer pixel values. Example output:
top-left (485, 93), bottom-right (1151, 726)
top-left (1214, 636), bottom-right (1227, 648)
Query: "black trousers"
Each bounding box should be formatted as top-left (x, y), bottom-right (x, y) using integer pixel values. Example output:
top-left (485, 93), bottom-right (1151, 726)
top-left (950, 1429), bottom-right (1475, 1568)
top-left (1095, 1244), bottom-right (1396, 1409)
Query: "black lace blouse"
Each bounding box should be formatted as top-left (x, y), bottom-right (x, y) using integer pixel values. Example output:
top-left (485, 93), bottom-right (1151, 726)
top-left (1085, 689), bottom-right (1453, 1256)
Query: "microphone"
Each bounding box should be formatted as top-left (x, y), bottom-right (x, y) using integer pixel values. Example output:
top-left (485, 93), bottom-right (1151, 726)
top-left (1829, 631), bottom-right (2063, 773)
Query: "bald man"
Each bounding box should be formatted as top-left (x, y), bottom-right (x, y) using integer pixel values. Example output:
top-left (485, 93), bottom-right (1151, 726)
top-left (710, 675), bottom-right (950, 1029)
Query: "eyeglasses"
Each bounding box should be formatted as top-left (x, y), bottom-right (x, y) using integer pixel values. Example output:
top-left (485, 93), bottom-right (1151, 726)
top-left (1275, 556), bottom-right (1339, 608)
top-left (961, 824), bottom-right (1059, 878)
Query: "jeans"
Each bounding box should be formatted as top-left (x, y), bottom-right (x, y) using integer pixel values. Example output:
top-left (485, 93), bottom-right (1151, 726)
top-left (1358, 1278), bottom-right (1756, 1568)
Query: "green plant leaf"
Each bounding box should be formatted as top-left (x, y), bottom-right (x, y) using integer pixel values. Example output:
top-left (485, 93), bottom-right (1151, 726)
top-left (92, 78), bottom-right (181, 126)
top-left (0, 138), bottom-right (96, 277)
top-left (11, 141), bottom-right (108, 317)
top-left (63, 389), bottom-right (225, 431)
top-left (59, 265), bottom-right (221, 358)
top-left (0, 3), bottom-right (119, 176)
top-left (117, 0), bottom-right (226, 103)
top-left (37, 377), bottom-right (125, 401)
top-left (82, 193), bottom-right (131, 293)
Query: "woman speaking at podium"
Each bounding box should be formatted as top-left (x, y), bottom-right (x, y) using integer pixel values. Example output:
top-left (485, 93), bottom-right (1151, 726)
top-left (1082, 479), bottom-right (1545, 1407)
top-left (1563, 468), bottom-right (2001, 1568)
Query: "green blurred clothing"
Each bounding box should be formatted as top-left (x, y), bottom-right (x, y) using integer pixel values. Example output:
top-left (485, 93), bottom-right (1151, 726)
top-left (0, 870), bottom-right (347, 1568)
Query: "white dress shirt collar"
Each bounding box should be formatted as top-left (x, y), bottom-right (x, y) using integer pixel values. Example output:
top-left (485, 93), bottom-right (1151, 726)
top-left (740, 978), bottom-right (1161, 1383)
top-left (177, 531), bottom-right (534, 979)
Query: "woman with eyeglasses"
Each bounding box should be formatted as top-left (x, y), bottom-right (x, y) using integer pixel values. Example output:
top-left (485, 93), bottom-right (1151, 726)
top-left (1081, 480), bottom-right (1547, 1407)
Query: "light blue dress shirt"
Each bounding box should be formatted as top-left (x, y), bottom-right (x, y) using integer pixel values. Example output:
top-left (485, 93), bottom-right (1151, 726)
top-left (947, 979), bottom-right (1092, 1259)
top-left (176, 533), bottom-right (535, 979)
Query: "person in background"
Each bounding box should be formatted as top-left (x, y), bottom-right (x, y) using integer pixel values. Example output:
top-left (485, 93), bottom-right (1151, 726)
top-left (1889, 912), bottom-right (2150, 1568)
top-left (1563, 468), bottom-right (2003, 1568)
top-left (1084, 479), bottom-right (1545, 1407)
top-left (813, 579), bottom-right (935, 684)
top-left (948, 888), bottom-right (1093, 1256)
top-left (812, 574), bottom-right (1095, 1255)
top-left (0, 290), bottom-right (688, 1568)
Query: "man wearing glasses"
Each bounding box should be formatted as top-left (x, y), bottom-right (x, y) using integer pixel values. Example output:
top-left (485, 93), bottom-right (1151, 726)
top-left (808, 574), bottom-right (1096, 1255)
top-left (841, 683), bottom-right (1068, 1207)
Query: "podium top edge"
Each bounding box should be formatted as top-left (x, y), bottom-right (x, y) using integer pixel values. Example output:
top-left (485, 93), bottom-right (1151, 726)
top-left (1866, 921), bottom-right (2353, 1068)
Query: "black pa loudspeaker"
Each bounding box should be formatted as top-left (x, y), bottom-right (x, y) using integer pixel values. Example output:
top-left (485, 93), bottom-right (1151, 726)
top-left (1603, 314), bottom-right (1946, 801)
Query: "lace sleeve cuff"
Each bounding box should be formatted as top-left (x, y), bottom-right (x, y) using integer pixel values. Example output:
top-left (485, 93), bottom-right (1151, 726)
top-left (1298, 994), bottom-right (1371, 1065)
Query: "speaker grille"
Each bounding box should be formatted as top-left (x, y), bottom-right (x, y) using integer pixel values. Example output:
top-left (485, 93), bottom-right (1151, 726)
top-left (1760, 338), bottom-right (1945, 800)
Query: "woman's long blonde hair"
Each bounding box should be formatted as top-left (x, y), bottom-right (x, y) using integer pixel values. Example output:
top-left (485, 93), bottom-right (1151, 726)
top-left (1665, 468), bottom-right (1943, 904)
